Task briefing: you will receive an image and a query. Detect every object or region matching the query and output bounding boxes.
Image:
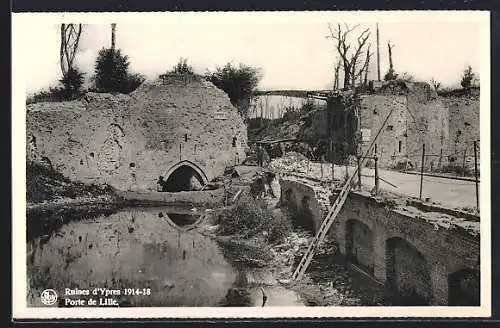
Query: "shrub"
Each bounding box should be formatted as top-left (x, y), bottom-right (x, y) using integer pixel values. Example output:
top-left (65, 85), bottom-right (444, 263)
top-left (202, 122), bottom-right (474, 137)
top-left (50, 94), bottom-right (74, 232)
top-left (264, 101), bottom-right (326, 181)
top-left (59, 66), bottom-right (85, 100)
top-left (267, 209), bottom-right (293, 244)
top-left (216, 194), bottom-right (269, 236)
top-left (205, 63), bottom-right (262, 119)
top-left (460, 65), bottom-right (475, 90)
top-left (94, 48), bottom-right (144, 94)
top-left (158, 58), bottom-right (201, 84)
top-left (215, 194), bottom-right (292, 244)
top-left (28, 67), bottom-right (85, 104)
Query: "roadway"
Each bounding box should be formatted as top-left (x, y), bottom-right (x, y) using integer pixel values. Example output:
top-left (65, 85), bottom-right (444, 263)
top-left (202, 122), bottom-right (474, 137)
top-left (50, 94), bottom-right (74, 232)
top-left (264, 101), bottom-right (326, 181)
top-left (280, 162), bottom-right (478, 210)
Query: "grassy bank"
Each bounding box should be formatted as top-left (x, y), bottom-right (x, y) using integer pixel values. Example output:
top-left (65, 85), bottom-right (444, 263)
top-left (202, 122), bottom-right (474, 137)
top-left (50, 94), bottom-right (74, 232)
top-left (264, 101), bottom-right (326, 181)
top-left (27, 160), bottom-right (119, 205)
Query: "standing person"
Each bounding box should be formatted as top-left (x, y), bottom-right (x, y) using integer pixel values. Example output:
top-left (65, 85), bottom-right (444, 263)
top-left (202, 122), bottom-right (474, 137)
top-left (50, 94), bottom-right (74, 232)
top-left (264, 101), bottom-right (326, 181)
top-left (129, 163), bottom-right (137, 191)
top-left (257, 143), bottom-right (263, 167)
top-left (157, 176), bottom-right (166, 192)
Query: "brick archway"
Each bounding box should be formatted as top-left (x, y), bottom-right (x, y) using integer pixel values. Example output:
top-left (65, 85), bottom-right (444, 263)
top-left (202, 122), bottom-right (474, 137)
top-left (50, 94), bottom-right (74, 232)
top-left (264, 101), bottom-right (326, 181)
top-left (345, 219), bottom-right (374, 274)
top-left (161, 160), bottom-right (209, 192)
top-left (386, 236), bottom-right (432, 305)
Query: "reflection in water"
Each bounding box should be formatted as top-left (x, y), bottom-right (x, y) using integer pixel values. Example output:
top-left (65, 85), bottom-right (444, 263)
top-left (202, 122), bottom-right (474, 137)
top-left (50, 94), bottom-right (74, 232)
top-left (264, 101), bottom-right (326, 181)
top-left (27, 207), bottom-right (237, 307)
top-left (27, 206), bottom-right (305, 307)
top-left (167, 212), bottom-right (199, 227)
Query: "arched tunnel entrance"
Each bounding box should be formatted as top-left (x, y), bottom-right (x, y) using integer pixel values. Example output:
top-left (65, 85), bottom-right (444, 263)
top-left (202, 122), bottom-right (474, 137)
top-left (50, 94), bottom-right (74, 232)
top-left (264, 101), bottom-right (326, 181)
top-left (345, 219), bottom-right (374, 274)
top-left (448, 268), bottom-right (480, 306)
top-left (160, 161), bottom-right (209, 193)
top-left (386, 237), bottom-right (433, 305)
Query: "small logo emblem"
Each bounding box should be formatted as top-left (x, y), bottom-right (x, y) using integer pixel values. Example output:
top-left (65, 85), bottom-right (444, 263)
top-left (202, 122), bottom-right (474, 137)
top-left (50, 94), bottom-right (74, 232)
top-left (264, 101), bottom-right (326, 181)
top-left (41, 289), bottom-right (58, 306)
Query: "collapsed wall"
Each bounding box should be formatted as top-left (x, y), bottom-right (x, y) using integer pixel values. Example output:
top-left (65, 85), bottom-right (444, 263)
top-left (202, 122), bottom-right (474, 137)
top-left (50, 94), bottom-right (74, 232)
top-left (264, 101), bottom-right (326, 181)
top-left (26, 77), bottom-right (247, 191)
top-left (359, 94), bottom-right (407, 167)
top-left (323, 81), bottom-right (450, 170)
top-left (441, 89), bottom-right (480, 171)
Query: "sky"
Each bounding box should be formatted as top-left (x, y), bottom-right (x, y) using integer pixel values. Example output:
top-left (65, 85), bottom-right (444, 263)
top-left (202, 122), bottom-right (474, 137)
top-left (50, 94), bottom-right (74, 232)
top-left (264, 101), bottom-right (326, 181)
top-left (16, 12), bottom-right (488, 94)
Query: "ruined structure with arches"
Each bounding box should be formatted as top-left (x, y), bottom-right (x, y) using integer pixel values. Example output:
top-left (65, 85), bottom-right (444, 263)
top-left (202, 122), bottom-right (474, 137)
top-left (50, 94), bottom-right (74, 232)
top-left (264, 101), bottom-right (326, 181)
top-left (26, 77), bottom-right (247, 192)
top-left (280, 178), bottom-right (480, 306)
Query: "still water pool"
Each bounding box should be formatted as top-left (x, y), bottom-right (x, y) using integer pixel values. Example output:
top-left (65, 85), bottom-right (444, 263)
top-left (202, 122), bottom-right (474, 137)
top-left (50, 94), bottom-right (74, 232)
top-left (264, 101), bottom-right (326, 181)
top-left (27, 206), bottom-right (304, 307)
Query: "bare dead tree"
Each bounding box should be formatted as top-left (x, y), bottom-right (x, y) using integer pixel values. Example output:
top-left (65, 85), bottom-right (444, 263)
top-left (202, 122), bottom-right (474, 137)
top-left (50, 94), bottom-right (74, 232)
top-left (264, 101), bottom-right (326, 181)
top-left (384, 40), bottom-right (397, 80)
top-left (59, 24), bottom-right (83, 76)
top-left (326, 23), bottom-right (371, 90)
top-left (333, 58), bottom-right (341, 90)
top-left (363, 46), bottom-right (372, 85)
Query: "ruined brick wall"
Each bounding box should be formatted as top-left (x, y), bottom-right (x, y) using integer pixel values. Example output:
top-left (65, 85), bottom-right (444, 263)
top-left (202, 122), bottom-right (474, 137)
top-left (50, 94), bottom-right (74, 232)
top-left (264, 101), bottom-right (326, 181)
top-left (359, 95), bottom-right (408, 167)
top-left (318, 82), bottom-right (450, 170)
top-left (279, 179), bottom-right (328, 232)
top-left (26, 78), bottom-right (247, 191)
top-left (279, 179), bottom-right (480, 304)
top-left (330, 192), bottom-right (479, 305)
top-left (442, 94), bottom-right (480, 170)
top-left (406, 93), bottom-right (449, 171)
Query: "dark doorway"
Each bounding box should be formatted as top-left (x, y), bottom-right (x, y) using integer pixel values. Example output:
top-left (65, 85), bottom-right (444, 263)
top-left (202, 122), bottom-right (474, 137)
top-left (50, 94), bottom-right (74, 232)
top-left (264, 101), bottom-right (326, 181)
top-left (163, 165), bottom-right (205, 192)
top-left (386, 237), bottom-right (432, 305)
top-left (448, 268), bottom-right (480, 306)
top-left (345, 219), bottom-right (374, 274)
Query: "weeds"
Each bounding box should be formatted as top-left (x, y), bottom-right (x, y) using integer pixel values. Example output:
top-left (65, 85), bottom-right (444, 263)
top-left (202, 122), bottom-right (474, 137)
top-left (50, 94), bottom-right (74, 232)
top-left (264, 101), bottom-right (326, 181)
top-left (215, 193), bottom-right (292, 244)
top-left (27, 160), bottom-right (115, 203)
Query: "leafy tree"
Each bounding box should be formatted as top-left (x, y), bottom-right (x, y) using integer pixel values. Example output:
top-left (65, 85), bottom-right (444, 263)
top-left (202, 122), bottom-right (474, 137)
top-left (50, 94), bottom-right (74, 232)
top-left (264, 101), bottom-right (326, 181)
top-left (460, 65), bottom-right (475, 90)
top-left (59, 66), bottom-right (85, 100)
top-left (205, 63), bottom-right (262, 119)
top-left (94, 48), bottom-right (143, 93)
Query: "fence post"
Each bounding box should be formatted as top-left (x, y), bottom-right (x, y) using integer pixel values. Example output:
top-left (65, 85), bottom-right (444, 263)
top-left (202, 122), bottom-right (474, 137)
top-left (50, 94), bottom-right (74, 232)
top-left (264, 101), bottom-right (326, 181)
top-left (474, 140), bottom-right (479, 211)
top-left (419, 144), bottom-right (425, 200)
top-left (330, 139), bottom-right (335, 182)
top-left (438, 148), bottom-right (443, 170)
top-left (321, 156), bottom-right (324, 180)
top-left (374, 144), bottom-right (379, 194)
top-left (345, 153), bottom-right (349, 181)
top-left (357, 155), bottom-right (362, 191)
top-left (374, 154), bottom-right (379, 195)
top-left (462, 148), bottom-right (467, 177)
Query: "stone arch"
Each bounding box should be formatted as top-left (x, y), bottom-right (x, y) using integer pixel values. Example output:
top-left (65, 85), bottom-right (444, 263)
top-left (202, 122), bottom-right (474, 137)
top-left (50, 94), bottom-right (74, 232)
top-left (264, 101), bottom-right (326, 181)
top-left (386, 236), bottom-right (432, 305)
top-left (345, 219), bottom-right (374, 273)
top-left (161, 160), bottom-right (209, 192)
top-left (448, 268), bottom-right (480, 306)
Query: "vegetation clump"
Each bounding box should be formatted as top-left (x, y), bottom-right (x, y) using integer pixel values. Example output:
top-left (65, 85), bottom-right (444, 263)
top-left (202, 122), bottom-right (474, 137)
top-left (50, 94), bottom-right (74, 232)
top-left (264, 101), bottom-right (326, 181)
top-left (215, 193), bottom-right (292, 244)
top-left (92, 48), bottom-right (145, 94)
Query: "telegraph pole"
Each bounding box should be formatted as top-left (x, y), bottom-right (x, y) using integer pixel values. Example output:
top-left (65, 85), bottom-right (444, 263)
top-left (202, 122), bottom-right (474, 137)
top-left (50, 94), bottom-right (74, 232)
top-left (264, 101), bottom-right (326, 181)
top-left (376, 23), bottom-right (381, 81)
top-left (111, 23), bottom-right (116, 50)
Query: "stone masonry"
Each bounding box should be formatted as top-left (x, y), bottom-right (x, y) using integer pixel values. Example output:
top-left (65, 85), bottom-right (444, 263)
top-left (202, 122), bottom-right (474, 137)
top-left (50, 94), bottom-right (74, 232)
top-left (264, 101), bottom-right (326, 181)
top-left (280, 178), bottom-right (480, 305)
top-left (26, 77), bottom-right (247, 191)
